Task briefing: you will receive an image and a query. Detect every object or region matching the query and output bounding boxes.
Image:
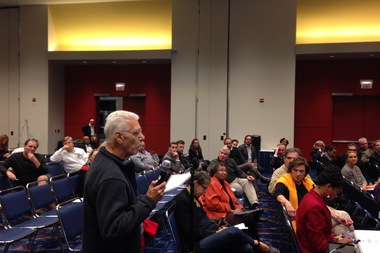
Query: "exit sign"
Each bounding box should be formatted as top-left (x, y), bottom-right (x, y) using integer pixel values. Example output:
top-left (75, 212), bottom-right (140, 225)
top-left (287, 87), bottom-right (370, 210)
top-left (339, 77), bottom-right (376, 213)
top-left (360, 80), bottom-right (373, 89)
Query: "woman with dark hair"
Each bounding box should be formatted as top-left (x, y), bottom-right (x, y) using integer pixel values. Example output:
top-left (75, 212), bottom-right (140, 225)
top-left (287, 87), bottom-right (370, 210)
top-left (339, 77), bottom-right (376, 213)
top-left (188, 138), bottom-right (205, 163)
top-left (296, 166), bottom-right (354, 253)
top-left (189, 138), bottom-right (210, 170)
top-left (174, 170), bottom-right (278, 253)
top-left (274, 157), bottom-right (314, 227)
top-left (0, 134), bottom-right (10, 161)
top-left (200, 163), bottom-right (279, 253)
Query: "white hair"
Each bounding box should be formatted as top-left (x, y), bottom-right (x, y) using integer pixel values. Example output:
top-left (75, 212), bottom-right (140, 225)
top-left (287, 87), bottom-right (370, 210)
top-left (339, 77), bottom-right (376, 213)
top-left (104, 110), bottom-right (139, 144)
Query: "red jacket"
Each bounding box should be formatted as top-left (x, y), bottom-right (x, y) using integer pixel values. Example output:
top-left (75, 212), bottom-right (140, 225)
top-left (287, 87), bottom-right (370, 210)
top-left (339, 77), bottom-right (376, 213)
top-left (200, 176), bottom-right (243, 219)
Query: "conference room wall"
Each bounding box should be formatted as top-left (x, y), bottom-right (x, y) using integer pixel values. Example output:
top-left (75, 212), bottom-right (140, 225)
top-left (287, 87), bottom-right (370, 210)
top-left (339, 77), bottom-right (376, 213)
top-left (171, 0), bottom-right (297, 159)
top-left (295, 59), bottom-right (380, 160)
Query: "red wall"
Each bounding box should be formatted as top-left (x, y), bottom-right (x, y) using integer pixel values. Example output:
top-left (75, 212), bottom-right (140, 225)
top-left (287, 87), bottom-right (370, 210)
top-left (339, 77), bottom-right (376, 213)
top-left (295, 59), bottom-right (380, 160)
top-left (64, 64), bottom-right (171, 155)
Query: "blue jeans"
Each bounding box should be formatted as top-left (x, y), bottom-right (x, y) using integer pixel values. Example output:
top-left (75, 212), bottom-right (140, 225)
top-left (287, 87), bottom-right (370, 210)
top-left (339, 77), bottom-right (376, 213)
top-left (200, 226), bottom-right (253, 253)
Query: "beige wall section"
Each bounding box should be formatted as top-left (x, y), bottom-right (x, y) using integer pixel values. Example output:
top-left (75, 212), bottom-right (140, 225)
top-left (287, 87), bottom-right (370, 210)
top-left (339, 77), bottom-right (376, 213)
top-left (19, 6), bottom-right (51, 153)
top-left (171, 0), bottom-right (198, 151)
top-left (228, 0), bottom-right (296, 150)
top-left (172, 0), bottom-right (296, 158)
top-left (48, 62), bottom-right (65, 153)
top-left (0, 8), bottom-right (20, 149)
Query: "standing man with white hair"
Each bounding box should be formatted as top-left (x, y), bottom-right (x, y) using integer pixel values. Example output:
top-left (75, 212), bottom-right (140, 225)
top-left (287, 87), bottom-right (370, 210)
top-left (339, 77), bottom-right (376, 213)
top-left (83, 110), bottom-right (166, 253)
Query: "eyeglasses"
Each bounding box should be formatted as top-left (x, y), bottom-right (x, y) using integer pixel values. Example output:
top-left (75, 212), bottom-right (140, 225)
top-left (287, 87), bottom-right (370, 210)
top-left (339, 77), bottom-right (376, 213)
top-left (122, 129), bottom-right (142, 137)
top-left (199, 183), bottom-right (208, 191)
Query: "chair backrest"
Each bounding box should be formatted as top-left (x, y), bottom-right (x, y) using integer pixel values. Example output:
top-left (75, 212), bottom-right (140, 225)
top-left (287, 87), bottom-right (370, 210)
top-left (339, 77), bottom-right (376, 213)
top-left (56, 199), bottom-right (83, 251)
top-left (145, 170), bottom-right (157, 185)
top-left (26, 180), bottom-right (55, 212)
top-left (282, 204), bottom-right (302, 253)
top-left (136, 175), bottom-right (149, 195)
top-left (50, 175), bottom-right (76, 204)
top-left (48, 162), bottom-right (66, 177)
top-left (0, 175), bottom-right (11, 190)
top-left (166, 205), bottom-right (181, 253)
top-left (0, 186), bottom-right (33, 226)
top-left (67, 172), bottom-right (79, 196)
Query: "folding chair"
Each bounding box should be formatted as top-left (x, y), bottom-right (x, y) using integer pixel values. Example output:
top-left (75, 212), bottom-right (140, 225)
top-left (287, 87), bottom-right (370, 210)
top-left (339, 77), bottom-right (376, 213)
top-left (56, 199), bottom-right (83, 251)
top-left (47, 162), bottom-right (66, 177)
top-left (26, 180), bottom-right (57, 217)
top-left (50, 174), bottom-right (77, 205)
top-left (0, 226), bottom-right (36, 253)
top-left (166, 203), bottom-right (182, 253)
top-left (67, 172), bottom-right (79, 197)
top-left (136, 174), bottom-right (149, 195)
top-left (145, 170), bottom-right (158, 185)
top-left (0, 186), bottom-right (59, 249)
top-left (281, 204), bottom-right (302, 253)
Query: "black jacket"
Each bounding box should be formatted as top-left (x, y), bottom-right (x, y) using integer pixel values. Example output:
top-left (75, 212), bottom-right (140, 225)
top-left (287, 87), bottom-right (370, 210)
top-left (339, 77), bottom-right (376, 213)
top-left (83, 147), bottom-right (155, 253)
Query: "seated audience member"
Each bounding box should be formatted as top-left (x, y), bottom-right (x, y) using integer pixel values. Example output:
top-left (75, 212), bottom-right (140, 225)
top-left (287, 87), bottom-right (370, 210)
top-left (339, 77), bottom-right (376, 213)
top-left (320, 145), bottom-right (337, 167)
top-left (177, 140), bottom-right (193, 170)
top-left (76, 149), bottom-right (98, 197)
top-left (275, 158), bottom-right (354, 234)
top-left (80, 135), bottom-right (94, 154)
top-left (279, 138), bottom-right (289, 148)
top-left (274, 157), bottom-right (314, 229)
top-left (130, 141), bottom-right (159, 175)
top-left (232, 139), bottom-right (239, 148)
top-left (268, 148), bottom-right (302, 195)
top-left (82, 118), bottom-right (97, 147)
top-left (270, 144), bottom-right (286, 170)
top-left (310, 140), bottom-right (325, 161)
top-left (369, 139), bottom-right (380, 182)
top-left (358, 137), bottom-right (373, 165)
top-left (50, 136), bottom-right (88, 174)
top-left (188, 138), bottom-right (205, 166)
top-left (0, 138), bottom-right (48, 186)
top-left (174, 170), bottom-right (279, 253)
top-left (374, 177), bottom-right (380, 204)
top-left (296, 166), bottom-right (354, 253)
top-left (208, 146), bottom-right (259, 209)
top-left (0, 134), bottom-right (11, 161)
top-left (225, 138), bottom-right (269, 188)
top-left (238, 135), bottom-right (264, 173)
top-left (225, 138), bottom-right (245, 165)
top-left (201, 162), bottom-right (280, 253)
top-left (162, 142), bottom-right (185, 174)
top-left (342, 150), bottom-right (368, 190)
top-left (332, 143), bottom-right (358, 168)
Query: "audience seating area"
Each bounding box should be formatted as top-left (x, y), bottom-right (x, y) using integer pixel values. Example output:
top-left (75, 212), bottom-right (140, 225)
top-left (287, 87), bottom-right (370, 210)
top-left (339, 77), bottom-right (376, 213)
top-left (0, 160), bottom-right (379, 252)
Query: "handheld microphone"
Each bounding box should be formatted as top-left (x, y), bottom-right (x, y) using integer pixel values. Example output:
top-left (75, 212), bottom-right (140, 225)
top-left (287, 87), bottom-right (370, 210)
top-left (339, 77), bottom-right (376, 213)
top-left (157, 160), bottom-right (172, 185)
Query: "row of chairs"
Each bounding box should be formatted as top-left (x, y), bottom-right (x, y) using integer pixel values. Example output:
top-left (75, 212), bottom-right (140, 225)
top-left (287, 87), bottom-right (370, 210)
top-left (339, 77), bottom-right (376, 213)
top-left (0, 172), bottom-right (81, 252)
top-left (342, 179), bottom-right (380, 229)
top-left (135, 169), bottom-right (184, 218)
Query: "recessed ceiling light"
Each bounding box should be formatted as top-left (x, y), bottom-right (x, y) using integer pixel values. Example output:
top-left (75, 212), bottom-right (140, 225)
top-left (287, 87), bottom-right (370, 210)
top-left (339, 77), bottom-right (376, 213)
top-left (82, 61), bottom-right (87, 64)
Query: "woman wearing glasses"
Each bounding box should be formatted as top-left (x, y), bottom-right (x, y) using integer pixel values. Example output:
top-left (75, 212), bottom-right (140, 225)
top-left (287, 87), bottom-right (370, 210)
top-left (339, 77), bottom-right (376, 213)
top-left (174, 169), bottom-right (277, 253)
